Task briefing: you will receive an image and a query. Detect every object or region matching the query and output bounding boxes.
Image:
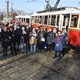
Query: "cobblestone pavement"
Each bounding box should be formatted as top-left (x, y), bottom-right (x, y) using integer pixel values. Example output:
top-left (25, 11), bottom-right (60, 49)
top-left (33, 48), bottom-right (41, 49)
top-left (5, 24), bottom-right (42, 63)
top-left (0, 49), bottom-right (80, 80)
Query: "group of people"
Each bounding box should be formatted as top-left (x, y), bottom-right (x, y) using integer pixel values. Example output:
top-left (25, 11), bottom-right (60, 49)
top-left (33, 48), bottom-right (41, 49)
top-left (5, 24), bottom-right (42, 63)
top-left (0, 22), bottom-right (68, 60)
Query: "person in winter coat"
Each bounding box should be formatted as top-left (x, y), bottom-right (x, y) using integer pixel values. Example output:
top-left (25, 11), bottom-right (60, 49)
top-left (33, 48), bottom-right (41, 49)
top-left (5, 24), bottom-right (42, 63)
top-left (25, 25), bottom-right (31, 51)
top-left (14, 26), bottom-right (21, 52)
top-left (1, 27), bottom-right (9, 56)
top-left (20, 27), bottom-right (27, 54)
top-left (54, 30), bottom-right (67, 60)
top-left (29, 28), bottom-right (37, 54)
top-left (62, 30), bottom-right (68, 56)
top-left (38, 28), bottom-right (46, 53)
top-left (9, 27), bottom-right (17, 55)
top-left (46, 29), bottom-right (53, 52)
top-left (52, 28), bottom-right (57, 50)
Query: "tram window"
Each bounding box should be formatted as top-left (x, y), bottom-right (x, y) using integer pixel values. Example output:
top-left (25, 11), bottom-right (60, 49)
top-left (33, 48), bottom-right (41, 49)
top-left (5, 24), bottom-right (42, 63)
top-left (44, 16), bottom-right (48, 24)
top-left (42, 16), bottom-right (45, 24)
top-left (35, 16), bottom-right (39, 23)
top-left (26, 19), bottom-right (29, 23)
top-left (24, 18), bottom-right (25, 22)
top-left (31, 16), bottom-right (34, 24)
top-left (39, 16), bottom-right (42, 24)
top-left (70, 15), bottom-right (79, 28)
top-left (22, 18), bottom-right (24, 22)
top-left (63, 15), bottom-right (70, 26)
top-left (51, 15), bottom-right (56, 26)
top-left (57, 15), bottom-right (60, 26)
top-left (63, 16), bottom-right (66, 26)
top-left (19, 18), bottom-right (21, 22)
top-left (48, 16), bottom-right (51, 25)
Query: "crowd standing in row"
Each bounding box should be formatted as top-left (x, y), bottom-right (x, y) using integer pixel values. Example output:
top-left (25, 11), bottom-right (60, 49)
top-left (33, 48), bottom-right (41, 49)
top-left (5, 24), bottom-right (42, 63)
top-left (0, 22), bottom-right (68, 60)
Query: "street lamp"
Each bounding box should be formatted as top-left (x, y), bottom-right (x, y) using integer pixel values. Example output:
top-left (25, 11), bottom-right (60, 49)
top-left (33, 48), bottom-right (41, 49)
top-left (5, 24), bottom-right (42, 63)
top-left (5, 0), bottom-right (9, 22)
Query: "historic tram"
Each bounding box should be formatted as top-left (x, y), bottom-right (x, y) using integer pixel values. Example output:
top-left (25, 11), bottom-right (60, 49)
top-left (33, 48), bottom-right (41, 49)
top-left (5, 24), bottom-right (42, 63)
top-left (31, 7), bottom-right (80, 47)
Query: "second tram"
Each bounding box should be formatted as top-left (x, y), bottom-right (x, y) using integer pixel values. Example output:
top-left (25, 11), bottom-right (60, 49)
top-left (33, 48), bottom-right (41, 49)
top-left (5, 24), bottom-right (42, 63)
top-left (15, 15), bottom-right (30, 24)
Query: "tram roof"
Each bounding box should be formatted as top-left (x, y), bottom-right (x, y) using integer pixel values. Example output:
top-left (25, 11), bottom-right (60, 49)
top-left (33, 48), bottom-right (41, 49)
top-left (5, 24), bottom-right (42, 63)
top-left (31, 6), bottom-right (80, 16)
top-left (37, 6), bottom-right (80, 13)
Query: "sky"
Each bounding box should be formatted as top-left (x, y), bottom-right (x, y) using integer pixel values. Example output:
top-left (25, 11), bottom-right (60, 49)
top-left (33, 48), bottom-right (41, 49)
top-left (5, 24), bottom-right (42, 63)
top-left (0, 0), bottom-right (80, 13)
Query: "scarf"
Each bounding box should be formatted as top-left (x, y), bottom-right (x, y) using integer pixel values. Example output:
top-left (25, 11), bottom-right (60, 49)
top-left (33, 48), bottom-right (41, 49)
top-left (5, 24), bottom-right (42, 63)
top-left (56, 36), bottom-right (60, 42)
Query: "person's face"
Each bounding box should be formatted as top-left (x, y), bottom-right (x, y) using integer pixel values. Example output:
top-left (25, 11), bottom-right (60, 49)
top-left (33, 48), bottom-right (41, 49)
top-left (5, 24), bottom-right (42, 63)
top-left (53, 28), bottom-right (57, 33)
top-left (58, 32), bottom-right (61, 36)
top-left (41, 28), bottom-right (43, 31)
top-left (10, 28), bottom-right (13, 31)
top-left (49, 29), bottom-right (51, 32)
top-left (4, 27), bottom-right (7, 32)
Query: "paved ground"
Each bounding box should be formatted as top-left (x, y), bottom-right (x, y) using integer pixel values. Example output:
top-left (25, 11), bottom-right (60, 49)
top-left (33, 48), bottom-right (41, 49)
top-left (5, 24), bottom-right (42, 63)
top-left (0, 49), bottom-right (80, 80)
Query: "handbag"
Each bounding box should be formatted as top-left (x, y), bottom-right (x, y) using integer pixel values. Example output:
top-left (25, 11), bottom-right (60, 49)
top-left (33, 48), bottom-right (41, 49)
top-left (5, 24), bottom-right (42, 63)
top-left (41, 37), bottom-right (45, 42)
top-left (29, 37), bottom-right (35, 45)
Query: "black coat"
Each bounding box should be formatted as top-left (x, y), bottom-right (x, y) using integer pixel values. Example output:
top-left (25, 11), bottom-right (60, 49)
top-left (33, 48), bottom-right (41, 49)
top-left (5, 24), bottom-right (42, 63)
top-left (1, 30), bottom-right (9, 47)
top-left (14, 28), bottom-right (21, 44)
top-left (9, 30), bottom-right (16, 45)
top-left (38, 31), bottom-right (46, 43)
top-left (46, 31), bottom-right (53, 44)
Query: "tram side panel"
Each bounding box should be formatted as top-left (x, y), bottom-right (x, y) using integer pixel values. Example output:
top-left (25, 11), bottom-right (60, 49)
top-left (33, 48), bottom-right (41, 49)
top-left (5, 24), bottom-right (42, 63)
top-left (68, 29), bottom-right (80, 47)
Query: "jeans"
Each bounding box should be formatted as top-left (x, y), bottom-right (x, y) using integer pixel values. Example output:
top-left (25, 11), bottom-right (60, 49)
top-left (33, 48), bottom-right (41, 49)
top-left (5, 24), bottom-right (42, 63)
top-left (30, 44), bottom-right (36, 53)
top-left (21, 43), bottom-right (26, 53)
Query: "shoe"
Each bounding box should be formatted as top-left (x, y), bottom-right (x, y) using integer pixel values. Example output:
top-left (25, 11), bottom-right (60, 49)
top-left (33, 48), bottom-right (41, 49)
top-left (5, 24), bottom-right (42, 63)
top-left (49, 50), bottom-right (51, 52)
top-left (15, 53), bottom-right (17, 55)
top-left (57, 58), bottom-right (61, 61)
top-left (6, 54), bottom-right (8, 56)
top-left (53, 56), bottom-right (57, 58)
top-left (11, 53), bottom-right (13, 55)
top-left (24, 53), bottom-right (26, 54)
top-left (3, 54), bottom-right (6, 57)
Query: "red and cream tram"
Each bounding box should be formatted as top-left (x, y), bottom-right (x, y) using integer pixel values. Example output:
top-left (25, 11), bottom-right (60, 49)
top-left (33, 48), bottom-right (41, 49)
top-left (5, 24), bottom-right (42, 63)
top-left (31, 7), bottom-right (80, 47)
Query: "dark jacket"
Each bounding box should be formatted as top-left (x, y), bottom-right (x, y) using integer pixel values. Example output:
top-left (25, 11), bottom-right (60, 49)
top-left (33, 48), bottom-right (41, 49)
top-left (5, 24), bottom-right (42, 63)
top-left (47, 31), bottom-right (53, 44)
top-left (14, 28), bottom-right (21, 44)
top-left (38, 31), bottom-right (46, 43)
top-left (9, 30), bottom-right (16, 45)
top-left (1, 30), bottom-right (9, 47)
